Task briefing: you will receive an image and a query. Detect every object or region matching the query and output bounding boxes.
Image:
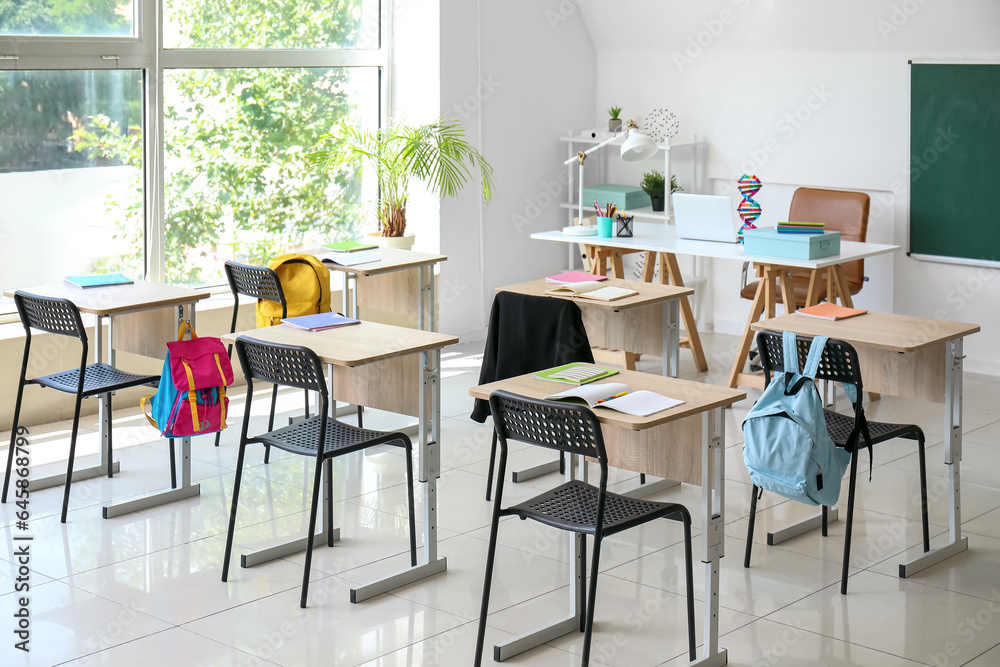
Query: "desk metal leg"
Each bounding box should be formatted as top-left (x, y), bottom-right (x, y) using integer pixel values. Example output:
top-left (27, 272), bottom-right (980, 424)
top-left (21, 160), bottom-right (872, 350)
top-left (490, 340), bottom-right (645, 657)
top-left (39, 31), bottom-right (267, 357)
top-left (350, 348), bottom-right (448, 602)
top-left (663, 299), bottom-right (680, 378)
top-left (900, 337), bottom-right (968, 577)
top-left (102, 303), bottom-right (202, 518)
top-left (694, 407), bottom-right (728, 667)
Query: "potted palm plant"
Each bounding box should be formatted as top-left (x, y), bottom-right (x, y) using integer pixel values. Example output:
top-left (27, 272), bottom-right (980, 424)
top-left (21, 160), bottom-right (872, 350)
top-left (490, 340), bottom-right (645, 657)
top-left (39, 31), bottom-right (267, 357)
top-left (307, 118), bottom-right (495, 248)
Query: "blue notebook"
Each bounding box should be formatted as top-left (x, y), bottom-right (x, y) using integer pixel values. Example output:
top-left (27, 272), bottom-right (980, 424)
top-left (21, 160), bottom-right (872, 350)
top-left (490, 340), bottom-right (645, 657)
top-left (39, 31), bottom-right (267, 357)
top-left (280, 312), bottom-right (360, 331)
top-left (64, 273), bottom-right (133, 289)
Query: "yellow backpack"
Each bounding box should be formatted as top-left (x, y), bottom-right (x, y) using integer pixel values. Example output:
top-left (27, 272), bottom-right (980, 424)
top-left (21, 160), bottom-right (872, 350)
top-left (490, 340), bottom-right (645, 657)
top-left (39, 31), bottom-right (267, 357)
top-left (256, 253), bottom-right (331, 327)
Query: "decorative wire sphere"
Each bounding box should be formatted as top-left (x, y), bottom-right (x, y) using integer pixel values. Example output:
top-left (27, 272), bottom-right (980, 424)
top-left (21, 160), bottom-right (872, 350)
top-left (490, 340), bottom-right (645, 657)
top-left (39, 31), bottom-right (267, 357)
top-left (644, 108), bottom-right (680, 145)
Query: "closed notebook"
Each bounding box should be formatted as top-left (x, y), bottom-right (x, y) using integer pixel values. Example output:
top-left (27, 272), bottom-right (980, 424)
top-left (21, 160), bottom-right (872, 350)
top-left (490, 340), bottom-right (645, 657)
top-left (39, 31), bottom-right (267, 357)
top-left (545, 270), bottom-right (608, 284)
top-left (533, 363), bottom-right (619, 385)
top-left (280, 312), bottom-right (360, 331)
top-left (64, 273), bottom-right (133, 289)
top-left (794, 302), bottom-right (868, 320)
top-left (323, 239), bottom-right (378, 252)
top-left (545, 281), bottom-right (637, 302)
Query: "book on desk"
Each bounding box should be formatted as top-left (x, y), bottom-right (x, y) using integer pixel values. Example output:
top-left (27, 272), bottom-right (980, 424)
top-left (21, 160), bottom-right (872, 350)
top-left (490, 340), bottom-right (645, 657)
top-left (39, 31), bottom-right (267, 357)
top-left (545, 281), bottom-right (637, 302)
top-left (319, 250), bottom-right (380, 267)
top-left (533, 363), bottom-right (619, 385)
top-left (323, 239), bottom-right (378, 252)
top-left (544, 381), bottom-right (684, 417)
top-left (64, 273), bottom-right (133, 289)
top-left (794, 302), bottom-right (868, 320)
top-left (281, 312), bottom-right (360, 331)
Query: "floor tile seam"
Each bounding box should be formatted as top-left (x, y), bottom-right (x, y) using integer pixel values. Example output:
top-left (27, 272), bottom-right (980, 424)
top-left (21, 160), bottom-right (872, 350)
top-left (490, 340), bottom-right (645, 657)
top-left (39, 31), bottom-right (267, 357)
top-left (48, 626), bottom-right (183, 667)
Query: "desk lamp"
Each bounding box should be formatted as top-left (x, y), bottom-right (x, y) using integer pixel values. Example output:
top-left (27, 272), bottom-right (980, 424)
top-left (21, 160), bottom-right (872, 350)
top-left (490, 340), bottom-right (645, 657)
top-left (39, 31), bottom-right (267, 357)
top-left (563, 119), bottom-right (659, 231)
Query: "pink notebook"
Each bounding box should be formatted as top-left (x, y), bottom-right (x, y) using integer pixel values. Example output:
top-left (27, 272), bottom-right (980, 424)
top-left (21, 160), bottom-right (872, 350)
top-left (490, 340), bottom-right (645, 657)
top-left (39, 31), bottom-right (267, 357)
top-left (545, 270), bottom-right (609, 284)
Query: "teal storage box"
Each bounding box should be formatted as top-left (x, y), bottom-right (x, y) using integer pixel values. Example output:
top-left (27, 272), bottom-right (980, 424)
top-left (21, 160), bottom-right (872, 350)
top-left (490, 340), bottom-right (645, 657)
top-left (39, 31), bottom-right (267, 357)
top-left (582, 184), bottom-right (651, 211)
top-left (743, 228), bottom-right (841, 260)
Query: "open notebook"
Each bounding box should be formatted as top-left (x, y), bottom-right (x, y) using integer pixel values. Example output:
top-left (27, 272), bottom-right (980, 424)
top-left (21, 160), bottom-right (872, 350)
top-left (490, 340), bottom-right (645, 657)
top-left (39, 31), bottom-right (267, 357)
top-left (545, 281), bottom-right (637, 302)
top-left (544, 381), bottom-right (683, 417)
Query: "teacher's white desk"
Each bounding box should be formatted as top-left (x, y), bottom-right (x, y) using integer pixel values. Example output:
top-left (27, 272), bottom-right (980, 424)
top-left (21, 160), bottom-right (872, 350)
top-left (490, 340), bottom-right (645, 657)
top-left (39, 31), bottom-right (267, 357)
top-left (531, 222), bottom-right (898, 389)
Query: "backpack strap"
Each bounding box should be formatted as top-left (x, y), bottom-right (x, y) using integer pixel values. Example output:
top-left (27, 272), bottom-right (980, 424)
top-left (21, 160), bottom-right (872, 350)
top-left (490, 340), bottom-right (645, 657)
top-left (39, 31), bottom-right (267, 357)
top-left (781, 331), bottom-right (828, 394)
top-left (801, 335), bottom-right (829, 379)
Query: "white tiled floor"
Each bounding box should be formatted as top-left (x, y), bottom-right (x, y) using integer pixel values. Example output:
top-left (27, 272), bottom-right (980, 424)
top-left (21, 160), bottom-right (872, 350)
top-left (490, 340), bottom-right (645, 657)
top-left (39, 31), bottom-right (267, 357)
top-left (2, 332), bottom-right (1000, 666)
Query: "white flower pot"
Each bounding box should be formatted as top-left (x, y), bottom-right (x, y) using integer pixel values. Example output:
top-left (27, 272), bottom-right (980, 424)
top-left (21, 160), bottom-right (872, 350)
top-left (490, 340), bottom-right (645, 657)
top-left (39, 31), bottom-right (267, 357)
top-left (366, 232), bottom-right (415, 250)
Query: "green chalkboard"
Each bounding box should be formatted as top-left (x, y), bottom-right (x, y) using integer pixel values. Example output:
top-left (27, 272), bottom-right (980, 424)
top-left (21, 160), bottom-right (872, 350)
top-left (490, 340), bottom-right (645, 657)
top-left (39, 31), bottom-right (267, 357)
top-left (909, 63), bottom-right (1000, 264)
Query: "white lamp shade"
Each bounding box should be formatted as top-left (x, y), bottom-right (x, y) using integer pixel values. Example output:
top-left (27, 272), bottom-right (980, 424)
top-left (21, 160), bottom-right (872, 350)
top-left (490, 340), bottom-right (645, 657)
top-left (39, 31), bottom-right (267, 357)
top-left (620, 130), bottom-right (659, 161)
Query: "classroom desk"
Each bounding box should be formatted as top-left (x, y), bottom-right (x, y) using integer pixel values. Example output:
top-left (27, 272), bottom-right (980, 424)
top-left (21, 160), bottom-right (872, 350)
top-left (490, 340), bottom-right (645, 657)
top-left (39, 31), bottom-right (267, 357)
top-left (530, 222), bottom-right (899, 389)
top-left (322, 247), bottom-right (446, 331)
top-left (3, 281), bottom-right (209, 516)
top-left (222, 320), bottom-right (458, 601)
top-left (496, 278), bottom-right (693, 377)
top-left (752, 311), bottom-right (980, 577)
top-left (470, 370), bottom-right (745, 666)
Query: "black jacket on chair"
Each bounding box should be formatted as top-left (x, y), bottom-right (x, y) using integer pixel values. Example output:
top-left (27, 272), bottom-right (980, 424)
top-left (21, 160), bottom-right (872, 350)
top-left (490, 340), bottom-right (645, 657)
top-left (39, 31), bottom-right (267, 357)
top-left (470, 292), bottom-right (594, 423)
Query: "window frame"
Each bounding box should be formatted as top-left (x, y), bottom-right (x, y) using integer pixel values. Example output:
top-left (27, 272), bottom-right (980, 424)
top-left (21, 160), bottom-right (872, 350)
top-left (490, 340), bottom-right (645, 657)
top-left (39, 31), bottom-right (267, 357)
top-left (0, 0), bottom-right (390, 286)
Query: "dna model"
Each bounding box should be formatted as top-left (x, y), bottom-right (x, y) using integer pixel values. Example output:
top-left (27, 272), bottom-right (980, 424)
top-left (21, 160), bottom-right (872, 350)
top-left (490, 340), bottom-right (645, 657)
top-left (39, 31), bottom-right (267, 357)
top-left (737, 174), bottom-right (762, 244)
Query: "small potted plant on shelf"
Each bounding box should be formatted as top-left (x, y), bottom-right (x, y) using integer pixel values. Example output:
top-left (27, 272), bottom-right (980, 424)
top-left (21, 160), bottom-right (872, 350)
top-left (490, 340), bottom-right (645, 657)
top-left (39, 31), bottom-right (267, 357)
top-left (306, 118), bottom-right (495, 249)
top-left (608, 106), bottom-right (623, 132)
top-left (640, 170), bottom-right (683, 212)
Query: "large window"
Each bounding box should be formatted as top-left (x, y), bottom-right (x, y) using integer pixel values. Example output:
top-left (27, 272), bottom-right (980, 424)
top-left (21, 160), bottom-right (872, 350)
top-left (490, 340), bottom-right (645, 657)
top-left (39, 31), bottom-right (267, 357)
top-left (0, 0), bottom-right (386, 308)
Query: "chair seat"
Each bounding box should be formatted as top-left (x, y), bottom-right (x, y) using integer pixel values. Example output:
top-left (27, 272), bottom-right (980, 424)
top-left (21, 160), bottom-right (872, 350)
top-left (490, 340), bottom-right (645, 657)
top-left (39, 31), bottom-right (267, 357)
top-left (507, 481), bottom-right (687, 537)
top-left (824, 409), bottom-right (922, 448)
top-left (251, 415), bottom-right (408, 458)
top-left (740, 273), bottom-right (863, 307)
top-left (30, 363), bottom-right (158, 396)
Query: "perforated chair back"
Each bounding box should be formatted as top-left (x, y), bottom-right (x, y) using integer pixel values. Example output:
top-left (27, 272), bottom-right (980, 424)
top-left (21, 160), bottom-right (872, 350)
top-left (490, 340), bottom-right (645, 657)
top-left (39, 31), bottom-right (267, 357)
top-left (756, 330), bottom-right (862, 393)
top-left (224, 261), bottom-right (287, 312)
top-left (489, 390), bottom-right (606, 464)
top-left (234, 337), bottom-right (328, 396)
top-left (14, 292), bottom-right (86, 340)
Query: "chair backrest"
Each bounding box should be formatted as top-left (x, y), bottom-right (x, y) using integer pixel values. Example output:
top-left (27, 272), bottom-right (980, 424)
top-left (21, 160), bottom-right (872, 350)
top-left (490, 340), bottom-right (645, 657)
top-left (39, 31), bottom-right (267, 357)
top-left (14, 292), bottom-right (86, 340)
top-left (488, 390), bottom-right (606, 463)
top-left (788, 188), bottom-right (870, 292)
top-left (756, 330), bottom-right (863, 396)
top-left (224, 261), bottom-right (287, 311)
top-left (234, 336), bottom-right (328, 397)
top-left (471, 292), bottom-right (594, 422)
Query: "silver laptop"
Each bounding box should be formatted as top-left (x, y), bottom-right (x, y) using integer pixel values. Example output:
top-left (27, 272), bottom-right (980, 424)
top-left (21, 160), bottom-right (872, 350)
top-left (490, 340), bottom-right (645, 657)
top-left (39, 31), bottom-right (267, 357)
top-left (672, 193), bottom-right (741, 243)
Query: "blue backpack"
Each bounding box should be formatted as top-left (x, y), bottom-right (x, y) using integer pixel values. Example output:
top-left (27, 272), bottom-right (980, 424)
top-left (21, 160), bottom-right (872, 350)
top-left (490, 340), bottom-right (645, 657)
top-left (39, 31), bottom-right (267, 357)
top-left (742, 331), bottom-right (852, 507)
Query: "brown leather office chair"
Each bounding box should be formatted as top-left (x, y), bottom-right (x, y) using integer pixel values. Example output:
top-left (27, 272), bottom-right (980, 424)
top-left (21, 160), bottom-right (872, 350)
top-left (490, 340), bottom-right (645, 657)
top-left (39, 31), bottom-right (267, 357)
top-left (740, 188), bottom-right (870, 307)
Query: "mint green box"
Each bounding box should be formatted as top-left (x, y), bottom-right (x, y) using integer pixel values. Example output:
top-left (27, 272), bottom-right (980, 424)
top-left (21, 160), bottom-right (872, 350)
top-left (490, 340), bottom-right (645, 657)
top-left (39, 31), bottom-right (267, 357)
top-left (743, 228), bottom-right (841, 260)
top-left (582, 184), bottom-right (651, 211)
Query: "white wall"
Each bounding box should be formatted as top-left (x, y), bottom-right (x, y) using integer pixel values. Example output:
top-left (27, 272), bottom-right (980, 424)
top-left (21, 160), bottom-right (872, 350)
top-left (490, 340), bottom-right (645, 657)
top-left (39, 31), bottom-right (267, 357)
top-left (434, 0), bottom-right (597, 339)
top-left (575, 0), bottom-right (1000, 373)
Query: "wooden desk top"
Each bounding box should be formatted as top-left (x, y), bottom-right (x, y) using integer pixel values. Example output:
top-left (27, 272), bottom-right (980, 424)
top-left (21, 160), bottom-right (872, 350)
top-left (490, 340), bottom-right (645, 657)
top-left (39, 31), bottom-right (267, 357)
top-left (532, 222), bottom-right (899, 270)
top-left (3, 281), bottom-right (210, 316)
top-left (498, 278), bottom-right (693, 312)
top-left (222, 321), bottom-right (458, 367)
top-left (753, 312), bottom-right (980, 352)
top-left (319, 247), bottom-right (447, 276)
top-left (470, 370), bottom-right (744, 431)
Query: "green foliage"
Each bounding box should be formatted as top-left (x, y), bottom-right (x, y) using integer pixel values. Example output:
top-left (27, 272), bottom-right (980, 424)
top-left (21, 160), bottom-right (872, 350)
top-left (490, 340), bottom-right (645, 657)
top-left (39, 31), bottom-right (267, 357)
top-left (640, 169), bottom-right (665, 198)
top-left (607, 106), bottom-right (622, 120)
top-left (0, 0), bottom-right (130, 35)
top-left (308, 118), bottom-right (496, 237)
top-left (639, 170), bottom-right (683, 198)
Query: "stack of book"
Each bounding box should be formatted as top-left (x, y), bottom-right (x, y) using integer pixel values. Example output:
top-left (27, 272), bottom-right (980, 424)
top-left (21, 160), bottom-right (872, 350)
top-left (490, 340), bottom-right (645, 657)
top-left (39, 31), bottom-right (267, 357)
top-left (777, 221), bottom-right (825, 234)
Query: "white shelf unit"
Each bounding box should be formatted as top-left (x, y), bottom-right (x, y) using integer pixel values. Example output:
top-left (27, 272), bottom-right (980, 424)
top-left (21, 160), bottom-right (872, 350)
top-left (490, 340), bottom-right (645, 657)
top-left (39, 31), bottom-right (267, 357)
top-left (560, 133), bottom-right (708, 225)
top-left (559, 132), bottom-right (710, 323)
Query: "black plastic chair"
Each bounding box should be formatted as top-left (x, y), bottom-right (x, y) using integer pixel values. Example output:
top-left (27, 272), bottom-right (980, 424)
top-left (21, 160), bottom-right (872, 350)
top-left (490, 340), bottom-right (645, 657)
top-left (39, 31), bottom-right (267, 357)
top-left (744, 330), bottom-right (930, 595)
top-left (2, 292), bottom-right (161, 523)
top-left (222, 336), bottom-right (416, 608)
top-left (475, 390), bottom-right (695, 666)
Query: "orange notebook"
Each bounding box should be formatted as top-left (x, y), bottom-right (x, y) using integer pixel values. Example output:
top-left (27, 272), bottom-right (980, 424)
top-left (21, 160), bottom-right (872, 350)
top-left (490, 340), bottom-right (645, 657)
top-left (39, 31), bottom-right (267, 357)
top-left (794, 302), bottom-right (868, 320)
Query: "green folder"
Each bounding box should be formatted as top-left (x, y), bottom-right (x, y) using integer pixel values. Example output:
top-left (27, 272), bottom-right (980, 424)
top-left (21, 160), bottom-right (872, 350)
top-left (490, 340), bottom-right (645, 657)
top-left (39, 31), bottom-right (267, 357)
top-left (64, 273), bottom-right (133, 289)
top-left (532, 363), bottom-right (620, 385)
top-left (322, 239), bottom-right (378, 252)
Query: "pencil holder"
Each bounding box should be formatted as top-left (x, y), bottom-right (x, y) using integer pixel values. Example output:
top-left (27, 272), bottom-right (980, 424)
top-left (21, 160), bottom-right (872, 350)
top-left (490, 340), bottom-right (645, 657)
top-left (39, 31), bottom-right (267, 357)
top-left (597, 216), bottom-right (613, 238)
top-left (616, 214), bottom-right (634, 237)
